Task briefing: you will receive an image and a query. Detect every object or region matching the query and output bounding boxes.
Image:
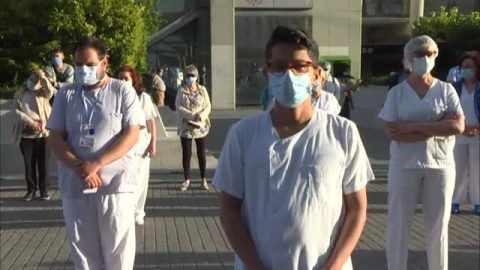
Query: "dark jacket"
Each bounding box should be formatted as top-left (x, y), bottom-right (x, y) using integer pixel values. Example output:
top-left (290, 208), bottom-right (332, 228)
top-left (453, 79), bottom-right (480, 123)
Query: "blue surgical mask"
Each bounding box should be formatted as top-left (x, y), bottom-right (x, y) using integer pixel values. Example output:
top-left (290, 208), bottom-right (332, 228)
top-left (26, 79), bottom-right (40, 91)
top-left (269, 70), bottom-right (311, 108)
top-left (460, 69), bottom-right (475, 80)
top-left (324, 71), bottom-right (330, 78)
top-left (185, 77), bottom-right (197, 85)
top-left (75, 60), bottom-right (104, 86)
top-left (53, 57), bottom-right (62, 67)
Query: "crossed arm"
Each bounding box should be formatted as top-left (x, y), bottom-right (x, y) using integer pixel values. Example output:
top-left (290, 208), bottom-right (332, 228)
top-left (385, 112), bottom-right (465, 143)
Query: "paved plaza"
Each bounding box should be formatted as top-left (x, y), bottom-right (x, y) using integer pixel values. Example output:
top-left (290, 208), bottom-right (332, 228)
top-left (1, 105), bottom-right (479, 269)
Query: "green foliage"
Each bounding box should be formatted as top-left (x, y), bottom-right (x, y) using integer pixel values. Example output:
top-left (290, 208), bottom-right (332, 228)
top-left (0, 0), bottom-right (163, 88)
top-left (411, 7), bottom-right (480, 51)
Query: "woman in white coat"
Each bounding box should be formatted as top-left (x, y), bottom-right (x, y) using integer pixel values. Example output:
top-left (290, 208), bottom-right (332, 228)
top-left (116, 66), bottom-right (158, 225)
top-left (379, 35), bottom-right (465, 270)
top-left (451, 52), bottom-right (480, 215)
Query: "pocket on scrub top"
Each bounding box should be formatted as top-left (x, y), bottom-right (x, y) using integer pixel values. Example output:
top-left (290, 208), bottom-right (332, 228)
top-left (109, 112), bottom-right (123, 135)
top-left (306, 165), bottom-right (342, 205)
top-left (433, 136), bottom-right (454, 159)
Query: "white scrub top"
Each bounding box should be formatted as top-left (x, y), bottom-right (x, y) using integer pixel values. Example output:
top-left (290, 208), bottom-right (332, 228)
top-left (312, 91), bottom-right (342, 114)
top-left (213, 109), bottom-right (374, 270)
top-left (378, 79), bottom-right (463, 168)
top-left (456, 85), bottom-right (480, 144)
top-left (324, 75), bottom-right (341, 102)
top-left (46, 79), bottom-right (146, 198)
top-left (136, 92), bottom-right (158, 156)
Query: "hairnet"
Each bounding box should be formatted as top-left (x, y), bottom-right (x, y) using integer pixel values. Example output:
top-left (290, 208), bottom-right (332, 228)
top-left (403, 35), bottom-right (439, 70)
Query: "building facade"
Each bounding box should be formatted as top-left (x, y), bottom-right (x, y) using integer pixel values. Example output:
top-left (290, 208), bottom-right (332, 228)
top-left (148, 0), bottom-right (362, 109)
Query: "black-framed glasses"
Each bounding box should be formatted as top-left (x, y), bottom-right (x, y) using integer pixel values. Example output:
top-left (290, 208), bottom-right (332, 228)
top-left (267, 60), bottom-right (315, 75)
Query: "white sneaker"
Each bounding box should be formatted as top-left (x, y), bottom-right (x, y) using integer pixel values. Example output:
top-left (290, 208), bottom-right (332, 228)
top-left (135, 217), bottom-right (144, 225)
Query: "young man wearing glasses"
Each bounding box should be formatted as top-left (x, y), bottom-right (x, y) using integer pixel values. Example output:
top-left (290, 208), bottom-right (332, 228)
top-left (213, 26), bottom-right (374, 269)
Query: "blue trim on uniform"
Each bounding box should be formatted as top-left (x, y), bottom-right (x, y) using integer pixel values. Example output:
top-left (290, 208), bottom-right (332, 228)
top-left (453, 79), bottom-right (480, 123)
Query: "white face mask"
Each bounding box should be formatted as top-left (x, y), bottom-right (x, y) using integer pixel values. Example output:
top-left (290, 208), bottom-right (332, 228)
top-left (412, 56), bottom-right (435, 76)
top-left (75, 60), bottom-right (104, 86)
top-left (26, 79), bottom-right (41, 91)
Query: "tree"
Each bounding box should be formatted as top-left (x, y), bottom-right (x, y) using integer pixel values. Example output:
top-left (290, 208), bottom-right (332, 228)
top-left (410, 7), bottom-right (480, 75)
top-left (411, 7), bottom-right (480, 51)
top-left (0, 0), bottom-right (163, 86)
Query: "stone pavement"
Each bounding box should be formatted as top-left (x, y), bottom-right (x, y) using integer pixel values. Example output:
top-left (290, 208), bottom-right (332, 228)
top-left (1, 106), bottom-right (479, 269)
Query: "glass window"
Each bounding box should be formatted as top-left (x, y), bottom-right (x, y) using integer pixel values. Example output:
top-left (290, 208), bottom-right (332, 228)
top-left (235, 12), bottom-right (312, 105)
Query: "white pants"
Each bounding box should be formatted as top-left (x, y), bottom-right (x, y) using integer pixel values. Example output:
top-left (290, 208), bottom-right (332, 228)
top-left (135, 155), bottom-right (151, 219)
top-left (62, 193), bottom-right (136, 270)
top-left (386, 165), bottom-right (455, 270)
top-left (452, 143), bottom-right (480, 205)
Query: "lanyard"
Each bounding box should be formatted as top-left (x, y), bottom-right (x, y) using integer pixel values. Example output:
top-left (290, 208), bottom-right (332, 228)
top-left (81, 91), bottom-right (97, 127)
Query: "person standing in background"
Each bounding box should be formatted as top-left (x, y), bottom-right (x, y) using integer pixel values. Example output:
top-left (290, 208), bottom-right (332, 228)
top-left (152, 67), bottom-right (166, 106)
top-left (12, 70), bottom-right (55, 201)
top-left (451, 52), bottom-right (480, 215)
top-left (116, 66), bottom-right (158, 225)
top-left (379, 35), bottom-right (465, 270)
top-left (176, 65), bottom-right (211, 191)
top-left (45, 48), bottom-right (74, 103)
top-left (320, 61), bottom-right (341, 101)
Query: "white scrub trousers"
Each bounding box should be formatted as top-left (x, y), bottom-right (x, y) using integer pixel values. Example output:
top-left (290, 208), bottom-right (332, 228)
top-left (452, 143), bottom-right (480, 205)
top-left (135, 155), bottom-right (151, 220)
top-left (62, 193), bottom-right (136, 270)
top-left (386, 165), bottom-right (455, 270)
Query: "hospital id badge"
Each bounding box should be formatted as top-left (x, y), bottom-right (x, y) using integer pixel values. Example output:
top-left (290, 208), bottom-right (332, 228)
top-left (79, 136), bottom-right (95, 148)
top-left (79, 125), bottom-right (95, 148)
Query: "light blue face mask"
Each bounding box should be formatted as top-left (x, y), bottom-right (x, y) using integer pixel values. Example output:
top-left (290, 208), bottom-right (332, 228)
top-left (53, 57), bottom-right (62, 67)
top-left (26, 79), bottom-right (40, 91)
top-left (460, 69), bottom-right (475, 80)
top-left (269, 70), bottom-right (311, 108)
top-left (75, 60), bottom-right (104, 86)
top-left (185, 76), bottom-right (197, 85)
top-left (324, 71), bottom-right (330, 78)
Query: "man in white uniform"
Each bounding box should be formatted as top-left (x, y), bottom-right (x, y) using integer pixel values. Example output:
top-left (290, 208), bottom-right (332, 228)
top-left (47, 37), bottom-right (145, 269)
top-left (214, 26), bottom-right (374, 270)
top-left (320, 61), bottom-right (341, 102)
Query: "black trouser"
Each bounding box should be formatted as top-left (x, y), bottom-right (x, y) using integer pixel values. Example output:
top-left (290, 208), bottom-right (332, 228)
top-left (339, 97), bottom-right (352, 119)
top-left (19, 138), bottom-right (49, 193)
top-left (180, 137), bottom-right (206, 180)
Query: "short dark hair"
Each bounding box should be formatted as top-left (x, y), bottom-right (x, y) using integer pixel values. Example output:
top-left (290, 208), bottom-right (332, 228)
top-left (265, 26), bottom-right (319, 67)
top-left (51, 48), bottom-right (64, 55)
top-left (73, 37), bottom-right (107, 60)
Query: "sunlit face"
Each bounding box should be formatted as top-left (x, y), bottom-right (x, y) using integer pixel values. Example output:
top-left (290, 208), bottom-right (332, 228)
top-left (409, 47), bottom-right (437, 64)
top-left (267, 43), bottom-right (316, 86)
top-left (74, 47), bottom-right (108, 79)
top-left (118, 71), bottom-right (133, 83)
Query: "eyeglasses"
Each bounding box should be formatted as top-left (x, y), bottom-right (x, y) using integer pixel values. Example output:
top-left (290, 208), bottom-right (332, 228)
top-left (267, 60), bottom-right (314, 75)
top-left (413, 50), bottom-right (436, 58)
